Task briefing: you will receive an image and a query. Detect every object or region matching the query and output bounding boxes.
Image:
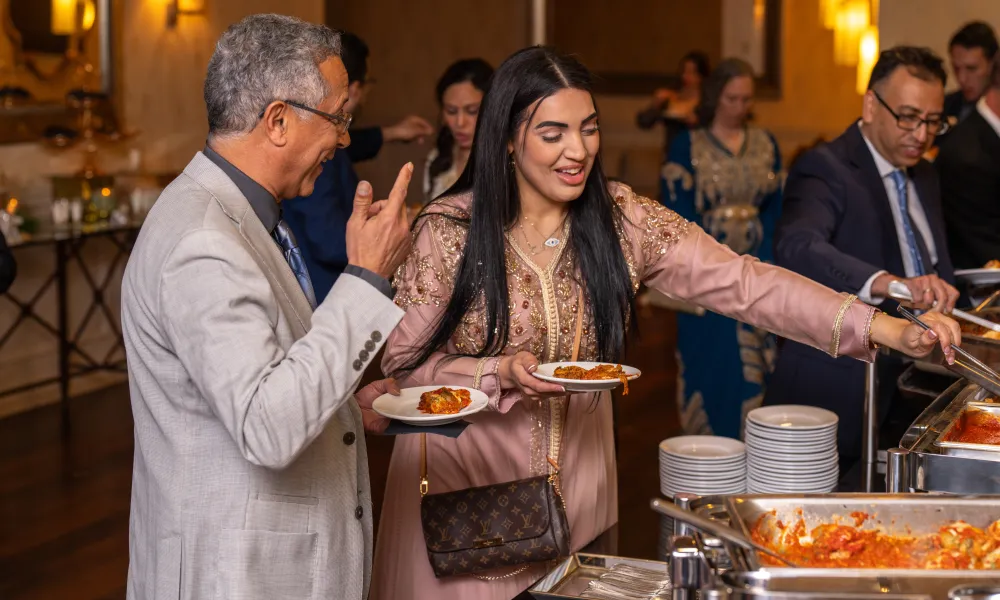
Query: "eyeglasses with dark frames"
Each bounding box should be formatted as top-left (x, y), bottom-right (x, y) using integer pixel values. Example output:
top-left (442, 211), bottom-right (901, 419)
top-left (871, 89), bottom-right (949, 135)
top-left (257, 99), bottom-right (352, 131)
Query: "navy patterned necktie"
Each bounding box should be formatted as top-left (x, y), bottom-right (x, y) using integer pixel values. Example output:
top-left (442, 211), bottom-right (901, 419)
top-left (272, 220), bottom-right (317, 309)
top-left (888, 169), bottom-right (927, 276)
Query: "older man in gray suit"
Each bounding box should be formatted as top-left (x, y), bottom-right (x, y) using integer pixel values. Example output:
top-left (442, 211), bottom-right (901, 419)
top-left (122, 14), bottom-right (413, 600)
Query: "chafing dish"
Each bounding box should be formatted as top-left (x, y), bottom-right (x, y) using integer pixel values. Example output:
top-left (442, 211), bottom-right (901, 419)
top-left (531, 494), bottom-right (1000, 600)
top-left (890, 382), bottom-right (1000, 494)
top-left (936, 403), bottom-right (1000, 461)
top-left (691, 495), bottom-right (1000, 600)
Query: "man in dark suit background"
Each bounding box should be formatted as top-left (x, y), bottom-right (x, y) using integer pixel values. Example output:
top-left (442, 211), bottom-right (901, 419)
top-left (936, 59), bottom-right (1000, 270)
top-left (0, 229), bottom-right (14, 293)
top-left (282, 32), bottom-right (432, 302)
top-left (766, 47), bottom-right (960, 460)
top-left (942, 22), bottom-right (997, 133)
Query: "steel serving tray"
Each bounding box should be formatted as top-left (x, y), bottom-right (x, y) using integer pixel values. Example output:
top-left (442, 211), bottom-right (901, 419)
top-left (936, 403), bottom-right (1000, 461)
top-left (528, 553), bottom-right (669, 600)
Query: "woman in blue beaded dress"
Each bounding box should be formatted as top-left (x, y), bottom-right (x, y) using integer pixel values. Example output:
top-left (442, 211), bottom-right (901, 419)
top-left (661, 58), bottom-right (783, 439)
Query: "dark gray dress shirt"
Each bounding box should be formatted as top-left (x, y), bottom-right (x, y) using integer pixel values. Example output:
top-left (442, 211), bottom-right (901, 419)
top-left (202, 146), bottom-right (392, 299)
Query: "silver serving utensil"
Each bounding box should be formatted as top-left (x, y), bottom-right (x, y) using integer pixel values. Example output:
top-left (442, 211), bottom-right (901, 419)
top-left (897, 306), bottom-right (1000, 397)
top-left (649, 498), bottom-right (800, 568)
top-left (951, 308), bottom-right (1000, 334)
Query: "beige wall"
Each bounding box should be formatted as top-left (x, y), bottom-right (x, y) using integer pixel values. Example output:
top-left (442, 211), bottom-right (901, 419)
top-left (327, 0), bottom-right (530, 200)
top-left (0, 0), bottom-right (324, 417)
top-left (880, 0), bottom-right (1000, 94)
top-left (601, 0), bottom-right (862, 196)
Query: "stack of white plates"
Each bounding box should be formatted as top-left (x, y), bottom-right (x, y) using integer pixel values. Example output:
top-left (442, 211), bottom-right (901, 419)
top-left (659, 435), bottom-right (747, 498)
top-left (745, 405), bottom-right (840, 494)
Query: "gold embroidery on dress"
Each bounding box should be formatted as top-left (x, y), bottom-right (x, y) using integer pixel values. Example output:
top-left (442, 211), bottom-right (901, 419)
top-left (396, 185), bottom-right (693, 477)
top-left (660, 128), bottom-right (780, 254)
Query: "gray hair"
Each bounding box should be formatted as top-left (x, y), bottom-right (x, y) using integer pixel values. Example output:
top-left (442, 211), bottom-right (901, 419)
top-left (204, 14), bottom-right (342, 138)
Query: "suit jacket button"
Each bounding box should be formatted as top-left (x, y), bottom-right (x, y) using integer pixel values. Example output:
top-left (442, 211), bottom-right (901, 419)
top-left (352, 359), bottom-right (363, 371)
top-left (343, 431), bottom-right (356, 445)
top-left (364, 340), bottom-right (376, 352)
top-left (359, 349), bottom-right (370, 361)
top-left (371, 331), bottom-right (382, 342)
top-left (355, 506), bottom-right (364, 519)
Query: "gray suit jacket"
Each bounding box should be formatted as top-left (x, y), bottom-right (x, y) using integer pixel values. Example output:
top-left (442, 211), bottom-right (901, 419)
top-left (122, 152), bottom-right (403, 600)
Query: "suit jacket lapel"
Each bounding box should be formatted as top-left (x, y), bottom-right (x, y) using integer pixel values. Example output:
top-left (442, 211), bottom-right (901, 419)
top-left (182, 153), bottom-right (313, 337)
top-left (910, 166), bottom-right (942, 273)
top-left (845, 125), bottom-right (905, 273)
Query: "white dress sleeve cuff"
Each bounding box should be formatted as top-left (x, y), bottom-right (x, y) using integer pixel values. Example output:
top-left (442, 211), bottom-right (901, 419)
top-left (858, 270), bottom-right (888, 305)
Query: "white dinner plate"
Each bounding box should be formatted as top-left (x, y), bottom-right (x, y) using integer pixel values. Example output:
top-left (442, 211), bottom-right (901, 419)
top-left (659, 436), bottom-right (746, 460)
top-left (956, 268), bottom-right (1000, 286)
top-left (745, 438), bottom-right (837, 454)
top-left (745, 422), bottom-right (837, 440)
top-left (747, 405), bottom-right (839, 430)
top-left (533, 362), bottom-right (641, 392)
top-left (372, 386), bottom-right (488, 426)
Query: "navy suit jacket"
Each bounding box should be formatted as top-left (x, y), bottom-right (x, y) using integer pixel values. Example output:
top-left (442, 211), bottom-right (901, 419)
top-left (765, 122), bottom-right (955, 457)
top-left (282, 127), bottom-right (383, 303)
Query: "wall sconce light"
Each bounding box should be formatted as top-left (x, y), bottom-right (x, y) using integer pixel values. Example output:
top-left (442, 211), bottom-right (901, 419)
top-left (167, 0), bottom-right (206, 29)
top-left (51, 0), bottom-right (96, 36)
top-left (833, 0), bottom-right (870, 66)
top-left (856, 27), bottom-right (879, 95)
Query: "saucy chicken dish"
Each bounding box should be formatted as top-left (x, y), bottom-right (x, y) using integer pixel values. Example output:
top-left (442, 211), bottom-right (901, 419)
top-left (943, 408), bottom-right (1000, 446)
top-left (751, 512), bottom-right (1000, 569)
top-left (553, 364), bottom-right (631, 395)
top-left (417, 387), bottom-right (472, 415)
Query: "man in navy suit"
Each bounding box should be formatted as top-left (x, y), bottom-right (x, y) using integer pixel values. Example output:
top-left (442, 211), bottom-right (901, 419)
top-left (766, 47), bottom-right (960, 460)
top-left (943, 22), bottom-right (997, 131)
top-left (282, 32), bottom-right (432, 302)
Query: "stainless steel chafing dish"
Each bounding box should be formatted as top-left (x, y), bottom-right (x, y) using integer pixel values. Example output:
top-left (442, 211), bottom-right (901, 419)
top-left (531, 494), bottom-right (1000, 600)
top-left (889, 382), bottom-right (1000, 494)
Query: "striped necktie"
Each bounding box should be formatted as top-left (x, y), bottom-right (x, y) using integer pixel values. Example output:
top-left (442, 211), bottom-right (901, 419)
top-left (272, 219), bottom-right (318, 309)
top-left (888, 169), bottom-right (926, 276)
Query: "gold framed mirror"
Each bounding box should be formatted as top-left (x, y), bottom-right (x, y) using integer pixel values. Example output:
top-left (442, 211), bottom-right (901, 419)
top-left (0, 0), bottom-right (114, 144)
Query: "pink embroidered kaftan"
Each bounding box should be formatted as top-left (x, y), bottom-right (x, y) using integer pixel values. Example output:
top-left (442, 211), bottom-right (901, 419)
top-left (370, 183), bottom-right (875, 600)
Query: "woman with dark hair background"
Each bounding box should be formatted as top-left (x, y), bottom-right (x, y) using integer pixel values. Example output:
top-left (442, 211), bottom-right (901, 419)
top-left (636, 50), bottom-right (711, 158)
top-left (661, 58), bottom-right (784, 439)
top-left (367, 47), bottom-right (959, 600)
top-left (422, 58), bottom-right (494, 203)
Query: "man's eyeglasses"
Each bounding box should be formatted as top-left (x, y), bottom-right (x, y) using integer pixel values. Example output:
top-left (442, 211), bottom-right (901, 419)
top-left (258, 99), bottom-right (352, 132)
top-left (871, 90), bottom-right (949, 135)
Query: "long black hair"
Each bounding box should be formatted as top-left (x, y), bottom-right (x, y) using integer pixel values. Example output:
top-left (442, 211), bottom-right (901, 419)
top-left (393, 46), bottom-right (636, 375)
top-left (428, 58), bottom-right (494, 181)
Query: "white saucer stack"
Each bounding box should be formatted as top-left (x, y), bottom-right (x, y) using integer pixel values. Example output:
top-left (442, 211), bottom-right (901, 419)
top-left (658, 435), bottom-right (747, 499)
top-left (745, 405), bottom-right (840, 493)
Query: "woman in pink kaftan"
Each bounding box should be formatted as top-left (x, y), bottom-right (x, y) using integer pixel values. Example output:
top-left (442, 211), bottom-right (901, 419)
top-left (366, 47), bottom-right (960, 600)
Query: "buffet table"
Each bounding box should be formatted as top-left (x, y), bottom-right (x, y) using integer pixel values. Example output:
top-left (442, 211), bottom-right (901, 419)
top-left (528, 377), bottom-right (1000, 600)
top-left (0, 221), bottom-right (140, 434)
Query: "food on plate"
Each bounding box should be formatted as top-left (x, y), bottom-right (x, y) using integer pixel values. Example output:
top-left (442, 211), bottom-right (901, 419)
top-left (417, 387), bottom-right (472, 415)
top-left (985, 259), bottom-right (1000, 269)
top-left (751, 512), bottom-right (1000, 569)
top-left (943, 408), bottom-right (1000, 446)
top-left (553, 363), bottom-right (631, 395)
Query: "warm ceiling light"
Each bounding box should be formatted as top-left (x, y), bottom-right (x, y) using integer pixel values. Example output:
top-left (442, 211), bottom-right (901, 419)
top-left (834, 0), bottom-right (870, 66)
top-left (167, 0), bottom-right (206, 28)
top-left (819, 0), bottom-right (840, 30)
top-left (51, 0), bottom-right (96, 35)
top-left (856, 27), bottom-right (879, 95)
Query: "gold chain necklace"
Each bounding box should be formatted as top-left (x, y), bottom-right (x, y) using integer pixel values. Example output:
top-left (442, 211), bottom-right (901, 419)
top-left (518, 216), bottom-right (567, 256)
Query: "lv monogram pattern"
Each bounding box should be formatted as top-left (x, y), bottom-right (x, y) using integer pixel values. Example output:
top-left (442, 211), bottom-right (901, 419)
top-left (420, 475), bottom-right (570, 577)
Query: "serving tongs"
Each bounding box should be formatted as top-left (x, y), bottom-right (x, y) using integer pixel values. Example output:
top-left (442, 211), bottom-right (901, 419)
top-left (649, 498), bottom-right (801, 568)
top-left (898, 306), bottom-right (1000, 397)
